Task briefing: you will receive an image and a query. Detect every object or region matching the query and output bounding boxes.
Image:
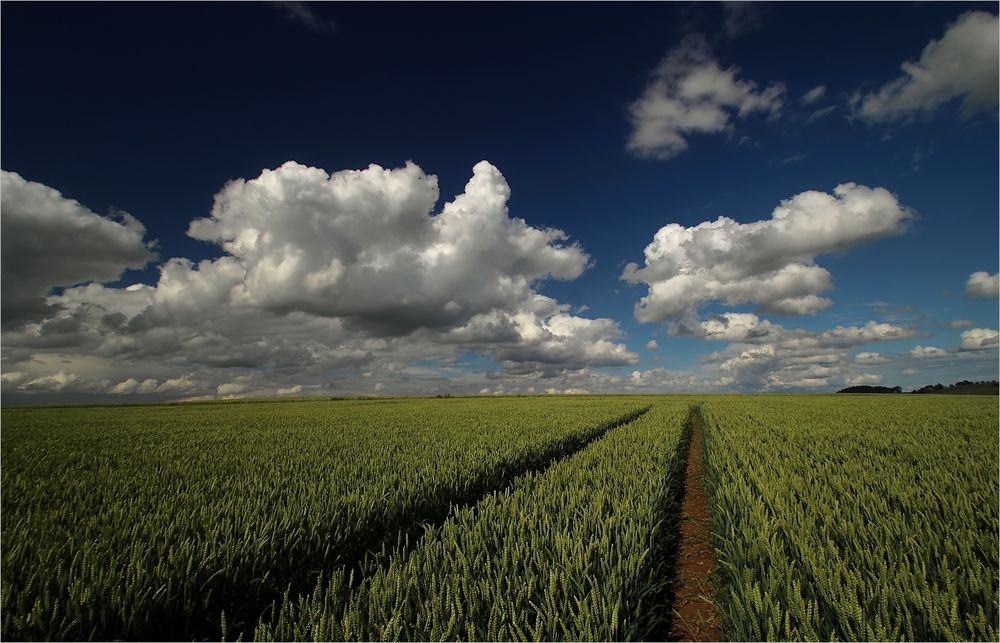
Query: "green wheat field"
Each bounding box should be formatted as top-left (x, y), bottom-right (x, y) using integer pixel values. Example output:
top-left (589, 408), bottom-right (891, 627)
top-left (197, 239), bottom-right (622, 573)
top-left (2, 395), bottom-right (997, 641)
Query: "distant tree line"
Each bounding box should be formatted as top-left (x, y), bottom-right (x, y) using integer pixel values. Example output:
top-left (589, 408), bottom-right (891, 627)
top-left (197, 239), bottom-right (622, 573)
top-left (837, 385), bottom-right (903, 394)
top-left (909, 380), bottom-right (999, 394)
top-left (838, 380), bottom-right (999, 394)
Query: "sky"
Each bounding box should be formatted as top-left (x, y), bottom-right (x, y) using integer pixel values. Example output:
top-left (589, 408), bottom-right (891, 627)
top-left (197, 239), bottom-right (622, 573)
top-left (1, 1), bottom-right (998, 404)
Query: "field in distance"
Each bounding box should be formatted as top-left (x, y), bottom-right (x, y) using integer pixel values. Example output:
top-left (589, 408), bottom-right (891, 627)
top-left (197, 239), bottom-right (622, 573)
top-left (2, 394), bottom-right (997, 641)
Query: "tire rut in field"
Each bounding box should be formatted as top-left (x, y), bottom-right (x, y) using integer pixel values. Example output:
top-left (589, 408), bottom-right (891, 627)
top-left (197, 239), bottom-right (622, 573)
top-left (337, 405), bottom-right (654, 583)
top-left (665, 405), bottom-right (722, 642)
top-left (219, 405), bottom-right (652, 643)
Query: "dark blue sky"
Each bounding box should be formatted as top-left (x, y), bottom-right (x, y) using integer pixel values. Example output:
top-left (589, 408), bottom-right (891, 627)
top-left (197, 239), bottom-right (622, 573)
top-left (2, 2), bottom-right (997, 400)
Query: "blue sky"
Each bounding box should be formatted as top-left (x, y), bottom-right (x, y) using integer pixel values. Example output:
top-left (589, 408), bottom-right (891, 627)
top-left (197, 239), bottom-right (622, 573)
top-left (2, 2), bottom-right (997, 402)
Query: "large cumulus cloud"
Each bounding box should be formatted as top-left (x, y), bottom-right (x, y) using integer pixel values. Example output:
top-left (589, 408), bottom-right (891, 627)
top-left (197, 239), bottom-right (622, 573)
top-left (436, 294), bottom-right (637, 373)
top-left (622, 183), bottom-right (914, 329)
top-left (186, 160), bottom-right (588, 335)
top-left (2, 161), bottom-right (637, 401)
top-left (1, 171), bottom-right (157, 328)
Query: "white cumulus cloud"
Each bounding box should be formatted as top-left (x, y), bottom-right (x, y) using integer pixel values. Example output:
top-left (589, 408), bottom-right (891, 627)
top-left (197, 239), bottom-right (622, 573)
top-left (699, 315), bottom-right (919, 391)
top-left (855, 351), bottom-right (891, 365)
top-left (846, 373), bottom-right (883, 386)
top-left (187, 160), bottom-right (588, 335)
top-left (155, 376), bottom-right (198, 393)
top-left (960, 328), bottom-right (999, 351)
top-left (452, 295), bottom-right (639, 373)
top-left (908, 345), bottom-right (949, 359)
top-left (2, 162), bottom-right (639, 401)
top-left (622, 183), bottom-right (914, 328)
top-left (1, 170), bottom-right (157, 327)
top-left (22, 370), bottom-right (83, 392)
top-left (626, 35), bottom-right (784, 159)
top-left (853, 11), bottom-right (999, 122)
top-left (699, 312), bottom-right (781, 341)
top-left (965, 271), bottom-right (999, 298)
top-left (109, 377), bottom-right (159, 395)
top-left (817, 322), bottom-right (918, 348)
top-left (216, 381), bottom-right (249, 398)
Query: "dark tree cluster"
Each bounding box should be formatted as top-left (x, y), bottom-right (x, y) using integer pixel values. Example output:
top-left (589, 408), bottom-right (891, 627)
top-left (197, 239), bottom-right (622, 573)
top-left (837, 381), bottom-right (999, 395)
top-left (911, 380), bottom-right (999, 394)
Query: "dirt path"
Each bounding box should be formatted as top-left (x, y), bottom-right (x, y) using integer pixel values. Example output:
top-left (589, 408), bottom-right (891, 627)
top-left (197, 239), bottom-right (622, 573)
top-left (668, 409), bottom-right (722, 641)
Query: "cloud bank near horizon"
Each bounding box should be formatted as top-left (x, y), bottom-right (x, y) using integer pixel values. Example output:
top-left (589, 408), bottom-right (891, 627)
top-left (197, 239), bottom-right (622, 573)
top-left (5, 158), bottom-right (986, 402)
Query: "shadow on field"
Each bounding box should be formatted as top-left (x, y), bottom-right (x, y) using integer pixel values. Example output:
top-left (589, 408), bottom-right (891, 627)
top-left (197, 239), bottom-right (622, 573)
top-left (211, 405), bottom-right (653, 642)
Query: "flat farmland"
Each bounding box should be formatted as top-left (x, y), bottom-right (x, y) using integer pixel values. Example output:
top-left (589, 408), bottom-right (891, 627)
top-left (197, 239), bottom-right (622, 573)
top-left (703, 396), bottom-right (999, 641)
top-left (1, 395), bottom-right (996, 641)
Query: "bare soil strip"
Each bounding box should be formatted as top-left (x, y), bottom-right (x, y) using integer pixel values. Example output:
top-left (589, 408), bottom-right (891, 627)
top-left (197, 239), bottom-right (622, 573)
top-left (668, 408), bottom-right (723, 641)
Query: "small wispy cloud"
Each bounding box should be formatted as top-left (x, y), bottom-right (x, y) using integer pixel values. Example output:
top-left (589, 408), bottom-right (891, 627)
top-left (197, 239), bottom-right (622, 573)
top-left (780, 153), bottom-right (805, 165)
top-left (626, 35), bottom-right (785, 160)
top-left (270, 1), bottom-right (337, 35)
top-left (722, 1), bottom-right (766, 38)
top-left (800, 84), bottom-right (827, 105)
top-left (805, 105), bottom-right (837, 124)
